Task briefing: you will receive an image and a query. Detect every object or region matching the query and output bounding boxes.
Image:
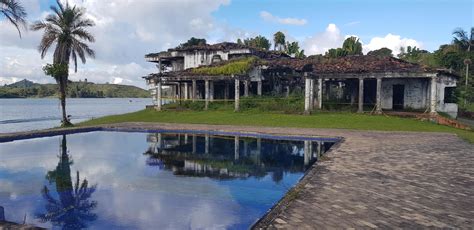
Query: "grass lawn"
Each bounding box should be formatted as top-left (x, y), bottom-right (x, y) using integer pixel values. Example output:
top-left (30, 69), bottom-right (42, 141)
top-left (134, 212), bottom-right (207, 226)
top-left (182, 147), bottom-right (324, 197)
top-left (79, 109), bottom-right (474, 143)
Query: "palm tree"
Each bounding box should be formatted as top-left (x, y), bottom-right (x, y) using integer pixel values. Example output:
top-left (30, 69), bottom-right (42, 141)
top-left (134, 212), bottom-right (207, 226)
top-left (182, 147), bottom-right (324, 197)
top-left (36, 135), bottom-right (98, 229)
top-left (342, 36), bottom-right (363, 55)
top-left (453, 27), bottom-right (473, 105)
top-left (30, 0), bottom-right (95, 126)
top-left (1, 0), bottom-right (27, 37)
top-left (273, 31), bottom-right (285, 51)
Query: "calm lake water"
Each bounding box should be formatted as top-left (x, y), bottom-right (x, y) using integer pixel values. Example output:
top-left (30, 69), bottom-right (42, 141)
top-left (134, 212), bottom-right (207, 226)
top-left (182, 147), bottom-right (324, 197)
top-left (0, 130), bottom-right (336, 229)
top-left (0, 98), bottom-right (151, 133)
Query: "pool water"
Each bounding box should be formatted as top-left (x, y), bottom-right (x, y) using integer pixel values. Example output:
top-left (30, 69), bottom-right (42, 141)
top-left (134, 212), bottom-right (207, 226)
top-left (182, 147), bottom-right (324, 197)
top-left (0, 130), bottom-right (336, 229)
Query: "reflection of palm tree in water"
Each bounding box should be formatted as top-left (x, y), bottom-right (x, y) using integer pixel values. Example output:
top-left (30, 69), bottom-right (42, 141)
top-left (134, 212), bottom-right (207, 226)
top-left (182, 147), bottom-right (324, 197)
top-left (36, 135), bottom-right (97, 229)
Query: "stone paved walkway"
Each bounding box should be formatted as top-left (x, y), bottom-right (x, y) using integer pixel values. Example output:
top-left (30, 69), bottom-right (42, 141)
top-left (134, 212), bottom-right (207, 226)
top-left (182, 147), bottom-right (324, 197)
top-left (2, 122), bottom-right (473, 229)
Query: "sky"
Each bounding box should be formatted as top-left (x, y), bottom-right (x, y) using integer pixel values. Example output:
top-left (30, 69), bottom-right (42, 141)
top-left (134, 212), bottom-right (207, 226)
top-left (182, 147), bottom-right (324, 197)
top-left (0, 0), bottom-right (472, 88)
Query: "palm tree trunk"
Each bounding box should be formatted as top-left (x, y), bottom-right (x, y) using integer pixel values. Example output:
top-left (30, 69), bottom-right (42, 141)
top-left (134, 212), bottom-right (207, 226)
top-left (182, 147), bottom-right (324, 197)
top-left (59, 76), bottom-right (70, 126)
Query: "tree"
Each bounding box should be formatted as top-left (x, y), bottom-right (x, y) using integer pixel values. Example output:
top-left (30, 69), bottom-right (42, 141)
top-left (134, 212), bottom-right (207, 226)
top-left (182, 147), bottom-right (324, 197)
top-left (36, 135), bottom-right (97, 229)
top-left (452, 27), bottom-right (474, 106)
top-left (367, 48), bottom-right (393, 57)
top-left (273, 31), bottom-right (286, 51)
top-left (342, 36), bottom-right (362, 55)
top-left (325, 48), bottom-right (347, 58)
top-left (31, 0), bottom-right (95, 127)
top-left (178, 37), bottom-right (206, 48)
top-left (285, 41), bottom-right (306, 58)
top-left (236, 38), bottom-right (243, 45)
top-left (243, 35), bottom-right (271, 50)
top-left (0, 0), bottom-right (27, 37)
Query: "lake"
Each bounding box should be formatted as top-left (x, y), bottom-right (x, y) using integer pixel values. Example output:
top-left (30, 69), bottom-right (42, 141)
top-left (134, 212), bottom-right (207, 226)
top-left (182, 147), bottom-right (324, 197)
top-left (0, 98), bottom-right (151, 133)
top-left (0, 130), bottom-right (336, 229)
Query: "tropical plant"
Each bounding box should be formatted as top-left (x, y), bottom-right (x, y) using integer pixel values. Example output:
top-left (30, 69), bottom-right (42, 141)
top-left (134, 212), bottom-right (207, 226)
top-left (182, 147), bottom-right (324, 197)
top-left (285, 41), bottom-right (305, 58)
top-left (273, 31), bottom-right (286, 51)
top-left (0, 0), bottom-right (27, 37)
top-left (178, 37), bottom-right (207, 48)
top-left (243, 35), bottom-right (271, 50)
top-left (30, 0), bottom-right (95, 127)
top-left (342, 36), bottom-right (363, 55)
top-left (367, 48), bottom-right (393, 57)
top-left (36, 135), bottom-right (97, 229)
top-left (452, 27), bottom-right (473, 52)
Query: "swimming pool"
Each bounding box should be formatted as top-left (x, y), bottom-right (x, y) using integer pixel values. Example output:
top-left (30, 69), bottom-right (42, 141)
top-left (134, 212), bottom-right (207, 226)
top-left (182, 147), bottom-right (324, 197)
top-left (0, 130), bottom-right (337, 229)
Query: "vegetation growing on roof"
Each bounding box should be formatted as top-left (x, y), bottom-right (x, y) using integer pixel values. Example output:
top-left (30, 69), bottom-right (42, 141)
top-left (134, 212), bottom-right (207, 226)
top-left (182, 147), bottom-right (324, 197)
top-left (191, 57), bottom-right (261, 75)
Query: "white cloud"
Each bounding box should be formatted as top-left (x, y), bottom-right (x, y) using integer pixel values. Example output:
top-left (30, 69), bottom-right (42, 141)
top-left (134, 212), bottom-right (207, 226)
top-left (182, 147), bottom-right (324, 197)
top-left (260, 11), bottom-right (307, 26)
top-left (345, 21), bottom-right (360, 26)
top-left (303, 23), bottom-right (422, 56)
top-left (0, 0), bottom-right (231, 88)
top-left (363, 33), bottom-right (422, 55)
top-left (303, 23), bottom-right (344, 55)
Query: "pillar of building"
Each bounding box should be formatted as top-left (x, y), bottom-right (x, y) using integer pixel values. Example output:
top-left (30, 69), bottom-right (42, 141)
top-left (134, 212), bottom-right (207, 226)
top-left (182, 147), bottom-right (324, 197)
top-left (234, 136), bottom-right (240, 160)
top-left (285, 85), bottom-right (290, 98)
top-left (205, 80), bottom-right (210, 110)
top-left (309, 78), bottom-right (315, 110)
top-left (192, 135), bottom-right (197, 154)
top-left (257, 80), bottom-right (262, 96)
top-left (192, 80), bottom-right (197, 102)
top-left (205, 134), bottom-right (210, 154)
top-left (210, 80), bottom-right (214, 102)
top-left (304, 77), bottom-right (312, 114)
top-left (375, 77), bottom-right (382, 114)
top-left (358, 78), bottom-right (364, 113)
top-left (235, 78), bottom-right (240, 112)
top-left (184, 82), bottom-right (189, 100)
top-left (304, 140), bottom-right (311, 166)
top-left (317, 78), bottom-right (323, 109)
top-left (155, 81), bottom-right (162, 111)
top-left (157, 133), bottom-right (163, 149)
top-left (244, 80), bottom-right (249, 97)
top-left (430, 77), bottom-right (437, 114)
top-left (177, 82), bottom-right (181, 101)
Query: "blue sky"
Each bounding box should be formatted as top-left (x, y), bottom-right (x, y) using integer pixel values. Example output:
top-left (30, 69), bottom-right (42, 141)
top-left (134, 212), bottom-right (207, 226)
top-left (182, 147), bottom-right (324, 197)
top-left (1, 0), bottom-right (472, 87)
top-left (212, 0), bottom-right (473, 51)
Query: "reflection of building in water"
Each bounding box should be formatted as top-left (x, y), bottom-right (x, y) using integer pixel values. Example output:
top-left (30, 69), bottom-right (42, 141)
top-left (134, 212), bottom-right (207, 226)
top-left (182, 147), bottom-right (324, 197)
top-left (144, 133), bottom-right (334, 182)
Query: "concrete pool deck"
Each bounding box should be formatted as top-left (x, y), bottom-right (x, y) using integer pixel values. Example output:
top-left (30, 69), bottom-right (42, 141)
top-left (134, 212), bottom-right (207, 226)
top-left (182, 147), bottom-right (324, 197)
top-left (1, 122), bottom-right (473, 229)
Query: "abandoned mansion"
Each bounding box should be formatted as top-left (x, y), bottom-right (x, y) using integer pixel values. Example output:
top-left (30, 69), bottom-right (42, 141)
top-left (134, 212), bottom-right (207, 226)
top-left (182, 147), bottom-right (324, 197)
top-left (143, 42), bottom-right (459, 118)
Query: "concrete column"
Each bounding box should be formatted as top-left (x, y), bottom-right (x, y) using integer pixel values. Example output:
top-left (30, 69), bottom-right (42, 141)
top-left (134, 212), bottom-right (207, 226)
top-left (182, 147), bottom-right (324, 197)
top-left (430, 77), bottom-right (437, 114)
top-left (210, 81), bottom-right (214, 102)
top-left (257, 80), bottom-right (262, 96)
top-left (205, 80), bottom-right (209, 110)
top-left (318, 78), bottom-right (323, 109)
top-left (192, 80), bottom-right (197, 102)
top-left (376, 77), bottom-right (382, 114)
top-left (235, 78), bottom-right (240, 112)
top-left (309, 79), bottom-right (315, 110)
top-left (157, 133), bottom-right (163, 149)
top-left (285, 85), bottom-right (290, 98)
top-left (304, 140), bottom-right (311, 166)
top-left (244, 80), bottom-right (249, 97)
top-left (358, 78), bottom-right (364, 113)
top-left (184, 82), bottom-right (189, 100)
top-left (192, 135), bottom-right (197, 153)
top-left (184, 134), bottom-right (188, 144)
top-left (234, 136), bottom-right (240, 160)
top-left (155, 81), bottom-right (162, 111)
top-left (177, 82), bottom-right (181, 101)
top-left (205, 134), bottom-right (210, 154)
top-left (304, 77), bottom-right (311, 114)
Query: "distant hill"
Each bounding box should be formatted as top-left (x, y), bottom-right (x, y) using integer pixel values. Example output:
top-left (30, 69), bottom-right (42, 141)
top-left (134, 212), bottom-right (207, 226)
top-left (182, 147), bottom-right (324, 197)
top-left (0, 79), bottom-right (150, 98)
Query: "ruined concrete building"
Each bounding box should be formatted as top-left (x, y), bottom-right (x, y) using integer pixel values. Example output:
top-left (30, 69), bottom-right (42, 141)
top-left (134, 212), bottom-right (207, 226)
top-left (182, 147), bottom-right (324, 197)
top-left (144, 42), bottom-right (459, 117)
